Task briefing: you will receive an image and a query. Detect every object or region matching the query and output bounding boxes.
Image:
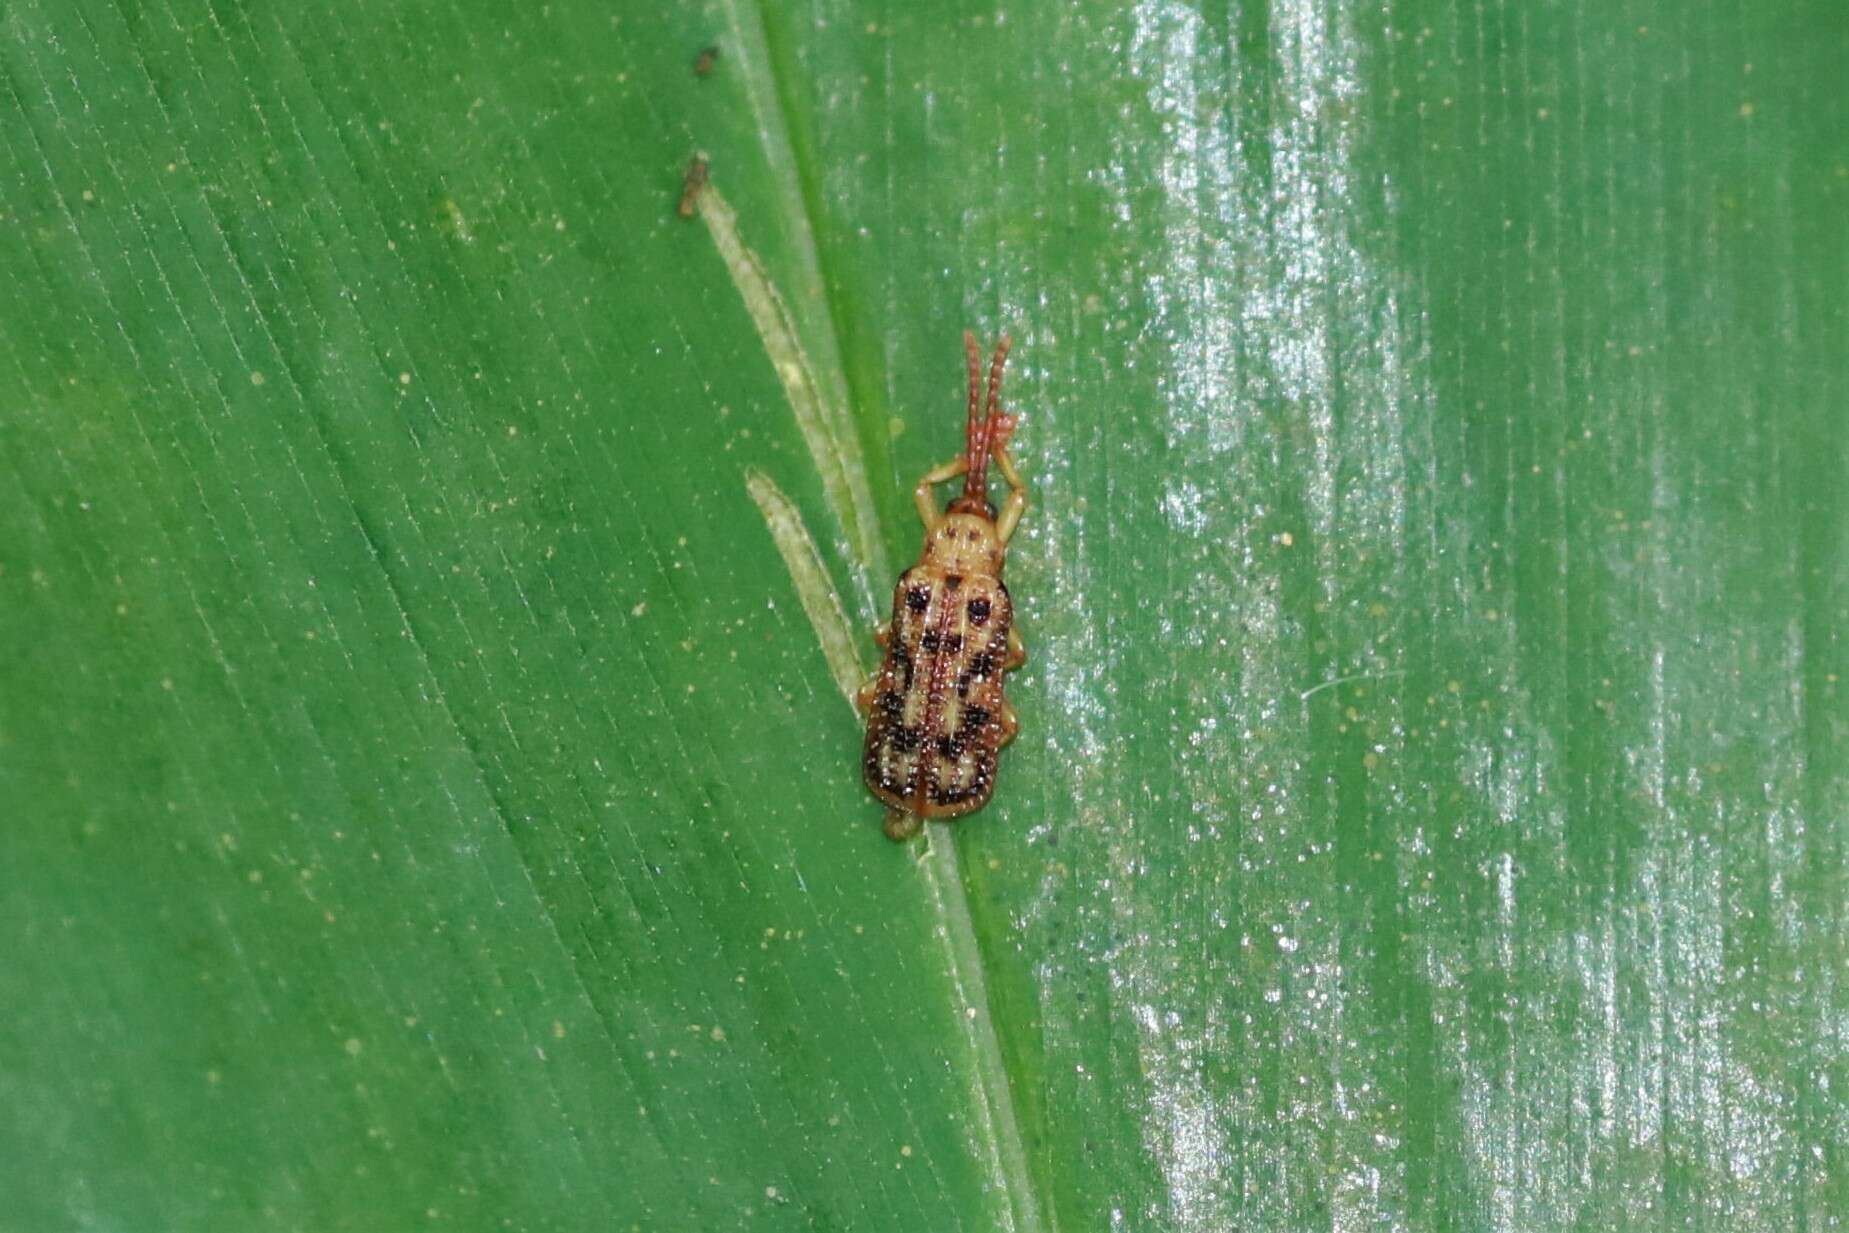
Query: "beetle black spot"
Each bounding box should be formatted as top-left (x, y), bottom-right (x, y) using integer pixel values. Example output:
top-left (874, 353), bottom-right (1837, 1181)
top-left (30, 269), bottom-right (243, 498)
top-left (878, 691), bottom-right (903, 720)
top-left (969, 651), bottom-right (996, 678)
top-left (905, 587), bottom-right (929, 613)
top-left (891, 726), bottom-right (923, 753)
top-left (962, 706), bottom-right (990, 732)
top-left (920, 630), bottom-right (941, 652)
top-left (956, 674), bottom-right (972, 698)
top-left (936, 735), bottom-right (957, 758)
top-left (967, 597), bottom-right (991, 625)
top-left (945, 574), bottom-right (963, 591)
top-left (943, 633), bottom-right (964, 654)
top-left (934, 780), bottom-right (976, 805)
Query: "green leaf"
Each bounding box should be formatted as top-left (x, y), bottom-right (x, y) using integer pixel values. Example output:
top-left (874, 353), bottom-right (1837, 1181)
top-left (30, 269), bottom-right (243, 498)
top-left (4, 1), bottom-right (1843, 1230)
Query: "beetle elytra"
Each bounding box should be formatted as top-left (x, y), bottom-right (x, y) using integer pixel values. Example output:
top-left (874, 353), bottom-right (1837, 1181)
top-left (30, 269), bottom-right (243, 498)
top-left (857, 332), bottom-right (1028, 842)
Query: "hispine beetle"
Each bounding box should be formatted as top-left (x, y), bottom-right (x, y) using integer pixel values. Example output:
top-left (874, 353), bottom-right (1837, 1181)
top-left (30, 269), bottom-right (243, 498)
top-left (857, 332), bottom-right (1028, 842)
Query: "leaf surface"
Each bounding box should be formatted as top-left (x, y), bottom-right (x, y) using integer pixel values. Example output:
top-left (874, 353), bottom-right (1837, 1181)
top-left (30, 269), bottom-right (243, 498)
top-left (3, 1), bottom-right (1843, 1230)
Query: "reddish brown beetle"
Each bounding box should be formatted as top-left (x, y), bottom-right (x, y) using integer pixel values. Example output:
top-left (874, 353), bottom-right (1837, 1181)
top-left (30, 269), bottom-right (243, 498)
top-left (857, 333), bottom-right (1028, 841)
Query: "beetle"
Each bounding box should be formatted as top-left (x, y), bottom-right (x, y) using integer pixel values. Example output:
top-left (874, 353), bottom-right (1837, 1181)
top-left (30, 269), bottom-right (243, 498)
top-left (857, 332), bottom-right (1028, 841)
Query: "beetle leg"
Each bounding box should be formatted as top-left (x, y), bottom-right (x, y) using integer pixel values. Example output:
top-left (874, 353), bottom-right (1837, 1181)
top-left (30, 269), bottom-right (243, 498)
top-left (855, 676), bottom-right (878, 715)
top-left (999, 700), bottom-right (1019, 747)
top-left (992, 447), bottom-right (1030, 544)
top-left (873, 621), bottom-right (892, 649)
top-left (883, 809), bottom-right (923, 842)
top-left (1003, 625), bottom-right (1027, 671)
top-left (914, 455), bottom-right (969, 527)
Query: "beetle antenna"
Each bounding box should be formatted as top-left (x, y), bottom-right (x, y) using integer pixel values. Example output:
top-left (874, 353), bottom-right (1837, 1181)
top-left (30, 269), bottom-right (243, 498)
top-left (984, 335), bottom-right (1012, 424)
top-left (961, 334), bottom-right (1012, 508)
top-left (964, 330), bottom-right (984, 466)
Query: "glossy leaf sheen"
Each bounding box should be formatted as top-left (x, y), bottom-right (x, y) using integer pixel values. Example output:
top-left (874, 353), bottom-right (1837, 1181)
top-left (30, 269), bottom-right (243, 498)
top-left (3, 1), bottom-right (1844, 1230)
